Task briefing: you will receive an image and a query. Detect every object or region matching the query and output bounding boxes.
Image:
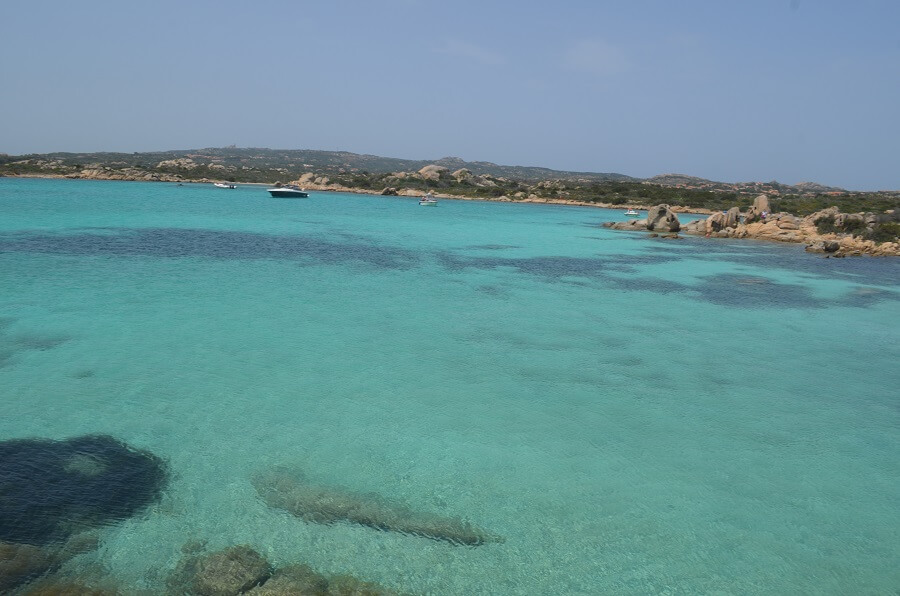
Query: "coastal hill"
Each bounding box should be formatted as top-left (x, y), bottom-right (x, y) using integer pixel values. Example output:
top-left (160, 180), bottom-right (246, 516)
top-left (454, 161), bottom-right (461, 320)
top-left (0, 147), bottom-right (634, 184)
top-left (0, 146), bottom-right (863, 193)
top-left (645, 174), bottom-right (848, 196)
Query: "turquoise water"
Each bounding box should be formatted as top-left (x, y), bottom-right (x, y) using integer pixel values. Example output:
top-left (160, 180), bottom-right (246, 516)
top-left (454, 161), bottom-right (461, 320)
top-left (1, 178), bottom-right (898, 594)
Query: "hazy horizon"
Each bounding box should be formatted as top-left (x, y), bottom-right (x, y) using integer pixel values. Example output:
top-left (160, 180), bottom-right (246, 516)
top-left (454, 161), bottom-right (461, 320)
top-left (5, 144), bottom-right (896, 192)
top-left (2, 0), bottom-right (898, 191)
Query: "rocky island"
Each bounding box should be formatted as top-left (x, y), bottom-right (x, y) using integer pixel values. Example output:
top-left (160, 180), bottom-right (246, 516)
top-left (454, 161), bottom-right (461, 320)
top-left (604, 195), bottom-right (900, 257)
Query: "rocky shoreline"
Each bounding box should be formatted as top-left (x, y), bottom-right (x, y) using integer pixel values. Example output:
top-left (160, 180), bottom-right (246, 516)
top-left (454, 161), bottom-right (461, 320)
top-left (604, 196), bottom-right (900, 257)
top-left (7, 173), bottom-right (898, 256)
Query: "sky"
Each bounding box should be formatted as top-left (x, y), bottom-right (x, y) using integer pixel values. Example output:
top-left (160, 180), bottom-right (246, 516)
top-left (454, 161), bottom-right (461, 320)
top-left (1, 0), bottom-right (898, 190)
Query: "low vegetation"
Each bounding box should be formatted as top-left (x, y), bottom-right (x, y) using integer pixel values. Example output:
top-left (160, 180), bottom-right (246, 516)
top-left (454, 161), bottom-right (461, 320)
top-left (815, 214), bottom-right (900, 243)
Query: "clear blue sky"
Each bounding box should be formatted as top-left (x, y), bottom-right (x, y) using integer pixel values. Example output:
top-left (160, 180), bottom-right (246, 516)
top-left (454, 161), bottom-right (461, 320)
top-left (2, 0), bottom-right (898, 190)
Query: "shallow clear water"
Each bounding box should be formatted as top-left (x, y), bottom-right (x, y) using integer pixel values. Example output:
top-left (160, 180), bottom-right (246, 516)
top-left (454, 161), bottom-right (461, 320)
top-left (1, 178), bottom-right (898, 594)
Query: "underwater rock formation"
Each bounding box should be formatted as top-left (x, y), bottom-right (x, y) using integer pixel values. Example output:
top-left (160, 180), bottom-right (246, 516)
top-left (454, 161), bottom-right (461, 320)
top-left (19, 580), bottom-right (118, 596)
top-left (0, 534), bottom-right (100, 593)
top-left (0, 541), bottom-right (57, 592)
top-left (246, 564), bottom-right (328, 595)
top-left (186, 545), bottom-right (272, 596)
top-left (0, 434), bottom-right (168, 546)
top-left (170, 545), bottom-right (399, 596)
top-left (252, 468), bottom-right (503, 547)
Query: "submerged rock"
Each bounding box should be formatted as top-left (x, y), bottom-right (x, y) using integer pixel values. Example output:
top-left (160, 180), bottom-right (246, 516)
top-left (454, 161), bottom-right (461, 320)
top-left (0, 542), bottom-right (56, 592)
top-left (325, 574), bottom-right (397, 596)
top-left (252, 468), bottom-right (503, 546)
top-left (246, 564), bottom-right (328, 595)
top-left (20, 579), bottom-right (117, 596)
top-left (171, 546), bottom-right (398, 596)
top-left (190, 546), bottom-right (272, 596)
top-left (0, 535), bottom-right (100, 593)
top-left (0, 435), bottom-right (168, 545)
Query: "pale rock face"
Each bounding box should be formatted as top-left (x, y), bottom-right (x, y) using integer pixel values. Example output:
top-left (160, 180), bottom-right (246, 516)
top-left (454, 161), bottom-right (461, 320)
top-left (452, 168), bottom-right (473, 183)
top-left (681, 219), bottom-right (707, 234)
top-left (605, 218), bottom-right (648, 230)
top-left (776, 215), bottom-right (799, 230)
top-left (706, 211), bottom-right (728, 233)
top-left (745, 194), bottom-right (771, 223)
top-left (646, 204), bottom-right (681, 232)
top-left (674, 205), bottom-right (899, 255)
top-left (418, 165), bottom-right (448, 181)
top-left (157, 158), bottom-right (197, 169)
top-left (725, 206), bottom-right (741, 228)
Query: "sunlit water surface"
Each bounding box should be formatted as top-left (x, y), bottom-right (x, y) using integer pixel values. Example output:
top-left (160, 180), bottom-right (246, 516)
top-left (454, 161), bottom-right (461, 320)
top-left (1, 179), bottom-right (898, 594)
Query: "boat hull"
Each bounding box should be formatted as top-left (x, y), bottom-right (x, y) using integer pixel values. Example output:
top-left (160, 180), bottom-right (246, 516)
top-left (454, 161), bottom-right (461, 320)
top-left (268, 189), bottom-right (309, 198)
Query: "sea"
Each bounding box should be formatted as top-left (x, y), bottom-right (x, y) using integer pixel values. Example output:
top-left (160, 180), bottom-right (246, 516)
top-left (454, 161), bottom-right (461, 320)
top-left (0, 178), bottom-right (898, 594)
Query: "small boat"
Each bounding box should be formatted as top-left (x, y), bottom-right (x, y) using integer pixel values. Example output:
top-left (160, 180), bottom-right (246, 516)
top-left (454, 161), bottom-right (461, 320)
top-left (214, 182), bottom-right (237, 189)
top-left (419, 192), bottom-right (438, 206)
top-left (268, 185), bottom-right (309, 198)
top-left (624, 208), bottom-right (641, 217)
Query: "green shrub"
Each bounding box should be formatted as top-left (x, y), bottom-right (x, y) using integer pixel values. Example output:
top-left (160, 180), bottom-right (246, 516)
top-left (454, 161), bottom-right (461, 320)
top-left (815, 215), bottom-right (837, 235)
top-left (841, 218), bottom-right (868, 235)
top-left (868, 222), bottom-right (900, 243)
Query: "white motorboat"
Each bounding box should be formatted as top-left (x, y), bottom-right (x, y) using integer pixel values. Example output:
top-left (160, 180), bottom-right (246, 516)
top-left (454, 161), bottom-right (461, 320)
top-left (419, 192), bottom-right (438, 206)
top-left (624, 209), bottom-right (641, 217)
top-left (214, 182), bottom-right (237, 189)
top-left (268, 186), bottom-right (309, 198)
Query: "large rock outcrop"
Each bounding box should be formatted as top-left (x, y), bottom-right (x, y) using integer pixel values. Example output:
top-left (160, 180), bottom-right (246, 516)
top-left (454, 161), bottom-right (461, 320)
top-left (680, 204), bottom-right (900, 256)
top-left (418, 165), bottom-right (448, 181)
top-left (744, 194), bottom-right (771, 224)
top-left (646, 204), bottom-right (681, 232)
top-left (452, 168), bottom-right (473, 183)
top-left (603, 204), bottom-right (680, 233)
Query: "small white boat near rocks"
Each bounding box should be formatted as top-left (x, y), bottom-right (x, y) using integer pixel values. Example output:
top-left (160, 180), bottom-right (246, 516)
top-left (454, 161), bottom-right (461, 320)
top-left (214, 182), bottom-right (236, 189)
top-left (419, 192), bottom-right (438, 206)
top-left (624, 208), bottom-right (641, 217)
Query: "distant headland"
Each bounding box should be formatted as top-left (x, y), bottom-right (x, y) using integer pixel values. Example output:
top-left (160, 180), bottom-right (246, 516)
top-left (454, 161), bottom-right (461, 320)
top-left (2, 147), bottom-right (897, 253)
